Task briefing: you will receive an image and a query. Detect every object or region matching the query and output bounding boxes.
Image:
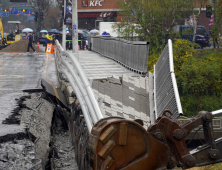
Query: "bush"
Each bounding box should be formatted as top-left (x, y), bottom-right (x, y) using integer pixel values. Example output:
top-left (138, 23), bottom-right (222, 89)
top-left (147, 39), bottom-right (222, 117)
top-left (147, 47), bottom-right (162, 73)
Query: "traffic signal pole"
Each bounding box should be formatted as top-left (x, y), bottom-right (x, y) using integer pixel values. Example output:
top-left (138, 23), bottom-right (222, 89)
top-left (62, 0), bottom-right (66, 49)
top-left (72, 0), bottom-right (79, 60)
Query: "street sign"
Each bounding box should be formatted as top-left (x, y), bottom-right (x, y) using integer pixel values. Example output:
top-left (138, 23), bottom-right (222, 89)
top-left (0, 12), bottom-right (9, 17)
top-left (10, 0), bottom-right (27, 2)
top-left (10, 7), bottom-right (32, 15)
top-left (28, 16), bottom-right (34, 20)
top-left (16, 25), bottom-right (26, 29)
top-left (20, 3), bottom-right (28, 6)
top-left (8, 7), bottom-right (14, 12)
top-left (24, 10), bottom-right (32, 14)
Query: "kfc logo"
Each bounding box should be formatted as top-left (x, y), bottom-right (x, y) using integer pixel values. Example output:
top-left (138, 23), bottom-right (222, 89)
top-left (89, 0), bottom-right (104, 7)
top-left (82, 1), bottom-right (88, 7)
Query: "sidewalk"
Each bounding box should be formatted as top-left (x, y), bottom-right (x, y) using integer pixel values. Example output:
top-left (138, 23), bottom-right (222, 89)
top-left (74, 50), bottom-right (139, 79)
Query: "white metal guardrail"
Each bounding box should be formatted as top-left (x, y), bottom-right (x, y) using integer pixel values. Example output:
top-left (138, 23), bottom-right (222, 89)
top-left (153, 39), bottom-right (183, 121)
top-left (54, 40), bottom-right (103, 132)
top-left (88, 36), bottom-right (149, 74)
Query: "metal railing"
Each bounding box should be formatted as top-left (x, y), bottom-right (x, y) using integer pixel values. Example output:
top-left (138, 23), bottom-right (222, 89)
top-left (153, 39), bottom-right (183, 121)
top-left (177, 117), bottom-right (222, 132)
top-left (54, 40), bottom-right (103, 132)
top-left (88, 36), bottom-right (149, 74)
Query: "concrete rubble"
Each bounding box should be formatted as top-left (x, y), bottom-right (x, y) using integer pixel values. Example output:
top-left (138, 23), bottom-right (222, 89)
top-left (49, 110), bottom-right (78, 170)
top-left (0, 92), bottom-right (54, 170)
top-left (0, 88), bottom-right (79, 170)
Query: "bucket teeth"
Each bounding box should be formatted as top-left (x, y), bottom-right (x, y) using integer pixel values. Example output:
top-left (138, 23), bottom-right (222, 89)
top-left (99, 125), bottom-right (117, 144)
top-left (98, 140), bottom-right (115, 159)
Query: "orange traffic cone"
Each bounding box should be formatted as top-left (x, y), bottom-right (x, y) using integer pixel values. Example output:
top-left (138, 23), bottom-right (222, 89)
top-left (84, 45), bottom-right (87, 50)
top-left (78, 45), bottom-right (80, 50)
top-left (37, 42), bottom-right (40, 49)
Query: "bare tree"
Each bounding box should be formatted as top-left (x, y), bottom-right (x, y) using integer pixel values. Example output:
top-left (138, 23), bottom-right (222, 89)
top-left (28, 0), bottom-right (51, 39)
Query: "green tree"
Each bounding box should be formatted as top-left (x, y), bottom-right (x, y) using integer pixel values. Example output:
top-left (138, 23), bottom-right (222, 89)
top-left (113, 0), bottom-right (194, 48)
top-left (211, 0), bottom-right (222, 48)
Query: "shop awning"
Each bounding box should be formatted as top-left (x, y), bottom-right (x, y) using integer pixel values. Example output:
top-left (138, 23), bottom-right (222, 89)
top-left (100, 12), bottom-right (115, 17)
top-left (78, 12), bottom-right (101, 18)
top-left (78, 12), bottom-right (115, 18)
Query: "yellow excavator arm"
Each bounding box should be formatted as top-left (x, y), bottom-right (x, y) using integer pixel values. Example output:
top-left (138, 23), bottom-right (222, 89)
top-left (0, 18), bottom-right (4, 44)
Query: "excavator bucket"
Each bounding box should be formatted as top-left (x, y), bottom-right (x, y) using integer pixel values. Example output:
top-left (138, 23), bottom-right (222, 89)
top-left (87, 117), bottom-right (170, 170)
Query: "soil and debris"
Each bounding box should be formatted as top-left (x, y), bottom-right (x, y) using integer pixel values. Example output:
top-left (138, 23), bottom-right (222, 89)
top-left (0, 90), bottom-right (79, 170)
top-left (48, 108), bottom-right (78, 170)
top-left (0, 92), bottom-right (54, 170)
top-left (0, 139), bottom-right (36, 170)
top-left (0, 40), bottom-right (43, 53)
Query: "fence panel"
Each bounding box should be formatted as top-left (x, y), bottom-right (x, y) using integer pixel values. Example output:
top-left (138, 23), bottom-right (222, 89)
top-left (154, 39), bottom-right (183, 121)
top-left (90, 36), bottom-right (149, 74)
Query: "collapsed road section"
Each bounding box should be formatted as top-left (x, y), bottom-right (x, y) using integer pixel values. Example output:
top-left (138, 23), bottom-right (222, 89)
top-left (0, 80), bottom-right (78, 170)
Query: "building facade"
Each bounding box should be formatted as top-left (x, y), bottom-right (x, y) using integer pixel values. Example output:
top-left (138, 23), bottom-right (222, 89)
top-left (77, 0), bottom-right (119, 29)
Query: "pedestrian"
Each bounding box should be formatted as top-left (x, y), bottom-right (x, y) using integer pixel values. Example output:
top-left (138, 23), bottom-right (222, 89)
top-left (78, 33), bottom-right (84, 49)
top-left (210, 29), bottom-right (219, 48)
top-left (66, 31), bottom-right (72, 50)
top-left (59, 34), bottom-right (62, 43)
top-left (32, 33), bottom-right (36, 44)
top-left (27, 32), bottom-right (36, 53)
top-left (55, 33), bottom-right (60, 43)
top-left (102, 30), bottom-right (109, 36)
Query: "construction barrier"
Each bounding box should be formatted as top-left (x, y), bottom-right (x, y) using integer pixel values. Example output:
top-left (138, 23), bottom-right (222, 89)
top-left (46, 43), bottom-right (53, 53)
top-left (37, 42), bottom-right (40, 49)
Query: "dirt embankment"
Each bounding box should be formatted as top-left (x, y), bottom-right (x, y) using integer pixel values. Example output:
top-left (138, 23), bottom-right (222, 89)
top-left (1, 40), bottom-right (43, 53)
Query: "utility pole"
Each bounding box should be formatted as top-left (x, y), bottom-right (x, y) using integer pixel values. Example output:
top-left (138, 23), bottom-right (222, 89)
top-left (35, 0), bottom-right (40, 41)
top-left (72, 0), bottom-right (78, 59)
top-left (62, 0), bottom-right (66, 49)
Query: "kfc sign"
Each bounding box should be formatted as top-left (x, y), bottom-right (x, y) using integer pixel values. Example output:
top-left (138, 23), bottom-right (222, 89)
top-left (82, 1), bottom-right (88, 7)
top-left (89, 0), bottom-right (104, 7)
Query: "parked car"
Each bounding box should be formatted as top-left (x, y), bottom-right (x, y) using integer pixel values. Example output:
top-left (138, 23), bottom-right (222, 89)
top-left (172, 25), bottom-right (211, 49)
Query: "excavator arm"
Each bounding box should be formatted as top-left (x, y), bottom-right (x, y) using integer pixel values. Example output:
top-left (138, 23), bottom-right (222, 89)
top-left (83, 109), bottom-right (222, 169)
top-left (0, 18), bottom-right (4, 44)
top-left (148, 110), bottom-right (222, 169)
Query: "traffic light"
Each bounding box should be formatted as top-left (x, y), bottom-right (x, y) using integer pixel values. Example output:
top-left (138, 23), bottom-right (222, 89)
top-left (206, 5), bottom-right (212, 18)
top-left (34, 12), bottom-right (38, 21)
top-left (3, 9), bottom-right (7, 12)
top-left (21, 9), bottom-right (26, 12)
top-left (40, 12), bottom-right (44, 20)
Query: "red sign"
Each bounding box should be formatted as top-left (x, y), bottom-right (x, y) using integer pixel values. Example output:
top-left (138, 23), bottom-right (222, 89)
top-left (8, 7), bottom-right (13, 12)
top-left (16, 25), bottom-right (26, 29)
top-left (82, 1), bottom-right (88, 7)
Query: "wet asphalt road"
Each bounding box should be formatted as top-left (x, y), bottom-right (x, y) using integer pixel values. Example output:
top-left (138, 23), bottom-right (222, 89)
top-left (0, 52), bottom-right (59, 136)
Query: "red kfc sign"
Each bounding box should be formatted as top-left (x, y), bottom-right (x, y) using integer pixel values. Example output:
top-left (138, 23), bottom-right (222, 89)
top-left (82, 1), bottom-right (88, 7)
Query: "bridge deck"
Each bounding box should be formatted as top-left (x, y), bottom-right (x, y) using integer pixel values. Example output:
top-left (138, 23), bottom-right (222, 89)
top-left (78, 50), bottom-right (139, 79)
top-left (74, 50), bottom-right (151, 129)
